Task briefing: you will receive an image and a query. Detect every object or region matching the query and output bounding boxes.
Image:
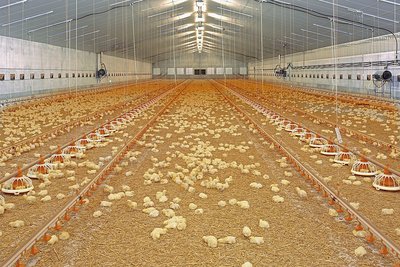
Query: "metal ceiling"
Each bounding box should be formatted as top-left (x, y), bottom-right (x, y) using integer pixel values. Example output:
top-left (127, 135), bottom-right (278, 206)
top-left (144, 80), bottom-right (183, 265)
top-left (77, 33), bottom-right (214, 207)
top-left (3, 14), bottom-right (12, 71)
top-left (0, 0), bottom-right (399, 64)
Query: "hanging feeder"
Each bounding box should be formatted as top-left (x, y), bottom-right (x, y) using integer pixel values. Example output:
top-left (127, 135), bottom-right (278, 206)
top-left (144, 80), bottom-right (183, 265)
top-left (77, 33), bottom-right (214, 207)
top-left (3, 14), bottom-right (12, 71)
top-left (320, 141), bottom-right (340, 156)
top-left (270, 115), bottom-right (280, 124)
top-left (300, 131), bottom-right (316, 142)
top-left (277, 119), bottom-right (291, 129)
top-left (96, 127), bottom-right (112, 137)
top-left (87, 132), bottom-right (104, 142)
top-left (351, 157), bottom-right (378, 176)
top-left (309, 136), bottom-right (328, 148)
top-left (373, 168), bottom-right (400, 191)
top-left (291, 126), bottom-right (306, 136)
top-left (334, 148), bottom-right (356, 165)
top-left (2, 167), bottom-right (34, 195)
top-left (62, 143), bottom-right (86, 157)
top-left (113, 117), bottom-right (129, 126)
top-left (104, 123), bottom-right (118, 133)
top-left (27, 156), bottom-right (54, 179)
top-left (48, 146), bottom-right (70, 164)
top-left (285, 123), bottom-right (298, 132)
top-left (76, 135), bottom-right (94, 148)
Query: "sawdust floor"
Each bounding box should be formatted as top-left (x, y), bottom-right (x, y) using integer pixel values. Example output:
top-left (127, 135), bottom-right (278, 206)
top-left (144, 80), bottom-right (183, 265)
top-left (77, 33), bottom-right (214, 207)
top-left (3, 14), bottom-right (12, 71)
top-left (32, 81), bottom-right (395, 267)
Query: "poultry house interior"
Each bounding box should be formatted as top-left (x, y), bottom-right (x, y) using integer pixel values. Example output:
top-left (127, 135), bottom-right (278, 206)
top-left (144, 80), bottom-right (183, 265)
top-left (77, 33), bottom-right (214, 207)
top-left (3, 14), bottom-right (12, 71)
top-left (0, 0), bottom-right (400, 266)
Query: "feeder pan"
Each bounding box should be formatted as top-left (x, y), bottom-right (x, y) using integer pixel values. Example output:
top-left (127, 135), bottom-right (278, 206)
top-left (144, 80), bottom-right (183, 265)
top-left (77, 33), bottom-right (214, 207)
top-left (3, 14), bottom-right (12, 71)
top-left (87, 132), bottom-right (104, 142)
top-left (278, 119), bottom-right (291, 128)
top-left (96, 127), bottom-right (112, 137)
top-left (104, 123), bottom-right (118, 133)
top-left (115, 117), bottom-right (129, 125)
top-left (121, 114), bottom-right (132, 122)
top-left (110, 120), bottom-right (123, 128)
top-left (270, 115), bottom-right (280, 124)
top-left (27, 156), bottom-right (54, 179)
top-left (291, 126), bottom-right (307, 136)
top-left (373, 168), bottom-right (400, 191)
top-left (309, 136), bottom-right (328, 148)
top-left (62, 143), bottom-right (86, 157)
top-left (0, 195), bottom-right (5, 206)
top-left (351, 157), bottom-right (378, 176)
top-left (300, 131), bottom-right (316, 142)
top-left (48, 146), bottom-right (70, 164)
top-left (285, 123), bottom-right (298, 132)
top-left (334, 149), bottom-right (356, 165)
top-left (124, 112), bottom-right (136, 120)
top-left (76, 136), bottom-right (94, 148)
top-left (320, 142), bottom-right (340, 156)
top-left (2, 167), bottom-right (34, 195)
top-left (262, 110), bottom-right (271, 116)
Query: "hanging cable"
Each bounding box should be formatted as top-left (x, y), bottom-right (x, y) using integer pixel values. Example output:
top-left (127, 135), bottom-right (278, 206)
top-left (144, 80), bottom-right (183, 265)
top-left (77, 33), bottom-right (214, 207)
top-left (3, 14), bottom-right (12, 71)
top-left (172, 0), bottom-right (177, 85)
top-left (220, 1), bottom-right (226, 87)
top-left (131, 4), bottom-right (138, 85)
top-left (260, 1), bottom-right (264, 93)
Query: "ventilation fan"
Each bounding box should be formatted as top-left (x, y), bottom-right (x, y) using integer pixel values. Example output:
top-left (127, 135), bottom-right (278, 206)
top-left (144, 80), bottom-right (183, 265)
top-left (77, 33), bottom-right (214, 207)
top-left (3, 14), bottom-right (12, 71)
top-left (372, 70), bottom-right (392, 88)
top-left (97, 63), bottom-right (108, 79)
top-left (274, 65), bottom-right (287, 78)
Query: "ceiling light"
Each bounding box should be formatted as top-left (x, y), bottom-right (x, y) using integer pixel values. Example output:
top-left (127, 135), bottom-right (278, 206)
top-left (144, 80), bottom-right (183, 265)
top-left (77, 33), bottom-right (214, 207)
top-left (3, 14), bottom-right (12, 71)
top-left (148, 7), bottom-right (184, 18)
top-left (312, 23), bottom-right (352, 35)
top-left (216, 6), bottom-right (253, 18)
top-left (28, 19), bottom-right (73, 33)
top-left (378, 0), bottom-right (400, 6)
top-left (66, 30), bottom-right (100, 41)
top-left (48, 25), bottom-right (89, 38)
top-left (110, 0), bottom-right (143, 7)
top-left (195, 16), bottom-right (205, 22)
top-left (2, 10), bottom-right (53, 27)
top-left (196, 0), bottom-right (204, 8)
top-left (299, 29), bottom-right (330, 39)
top-left (291, 32), bottom-right (325, 43)
top-left (0, 0), bottom-right (27, 10)
top-left (318, 0), bottom-right (399, 24)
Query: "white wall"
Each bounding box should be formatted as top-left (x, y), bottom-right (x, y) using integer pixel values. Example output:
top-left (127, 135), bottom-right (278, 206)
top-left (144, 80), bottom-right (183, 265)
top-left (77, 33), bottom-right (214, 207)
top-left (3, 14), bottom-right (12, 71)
top-left (249, 33), bottom-right (400, 99)
top-left (0, 35), bottom-right (152, 99)
top-left (153, 52), bottom-right (247, 77)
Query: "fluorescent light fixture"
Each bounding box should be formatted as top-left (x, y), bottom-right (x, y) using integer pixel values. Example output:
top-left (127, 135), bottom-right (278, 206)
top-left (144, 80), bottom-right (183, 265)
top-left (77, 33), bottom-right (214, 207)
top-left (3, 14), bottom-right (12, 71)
top-left (312, 23), bottom-right (352, 35)
top-left (66, 30), bottom-right (100, 41)
top-left (378, 0), bottom-right (400, 6)
top-left (89, 35), bottom-right (109, 41)
top-left (196, 0), bottom-right (204, 8)
top-left (208, 23), bottom-right (223, 30)
top-left (292, 32), bottom-right (325, 42)
top-left (318, 0), bottom-right (399, 24)
top-left (110, 0), bottom-right (143, 6)
top-left (0, 0), bottom-right (27, 10)
top-left (48, 25), bottom-right (89, 38)
top-left (175, 12), bottom-right (193, 21)
top-left (2, 11), bottom-right (53, 27)
top-left (362, 12), bottom-right (399, 24)
top-left (28, 19), bottom-right (73, 33)
top-left (283, 36), bottom-right (303, 43)
top-left (217, 6), bottom-right (253, 18)
top-left (300, 29), bottom-right (330, 39)
top-left (148, 7), bottom-right (184, 18)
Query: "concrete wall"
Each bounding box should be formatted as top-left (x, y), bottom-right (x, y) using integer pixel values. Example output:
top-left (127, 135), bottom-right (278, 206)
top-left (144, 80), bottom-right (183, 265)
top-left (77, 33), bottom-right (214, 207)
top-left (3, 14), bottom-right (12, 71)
top-left (248, 33), bottom-right (400, 99)
top-left (0, 35), bottom-right (152, 99)
top-left (153, 52), bottom-right (247, 77)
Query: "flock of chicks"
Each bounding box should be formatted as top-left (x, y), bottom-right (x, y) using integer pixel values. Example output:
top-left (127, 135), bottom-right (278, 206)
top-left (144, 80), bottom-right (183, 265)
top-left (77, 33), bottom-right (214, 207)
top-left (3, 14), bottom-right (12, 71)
top-left (0, 84), bottom-right (172, 260)
top-left (1, 80), bottom-right (399, 266)
top-left (0, 83), bottom-right (164, 174)
top-left (76, 87), bottom-right (332, 266)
